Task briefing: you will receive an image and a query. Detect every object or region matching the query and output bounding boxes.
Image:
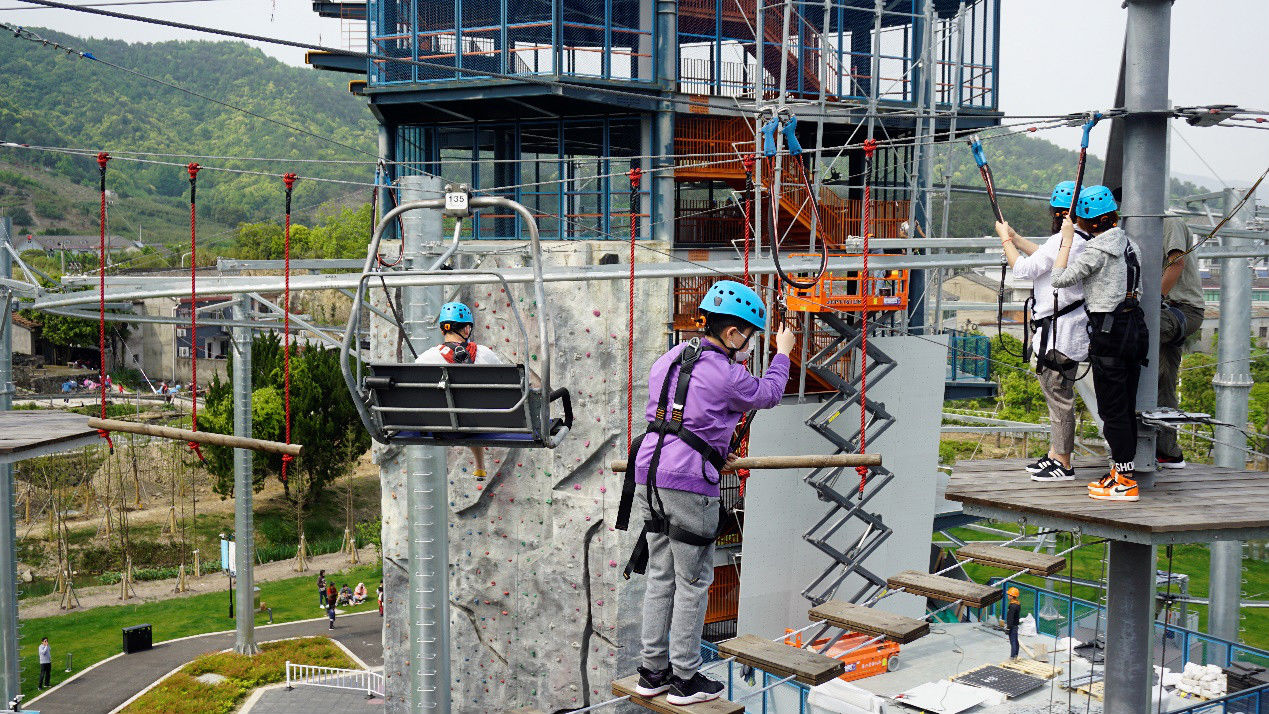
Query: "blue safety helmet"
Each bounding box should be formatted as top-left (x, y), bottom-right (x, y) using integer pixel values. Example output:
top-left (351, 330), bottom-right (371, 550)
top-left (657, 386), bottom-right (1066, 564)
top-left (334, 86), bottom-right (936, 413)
top-left (699, 280), bottom-right (767, 331)
top-left (1050, 180), bottom-right (1076, 209)
top-left (438, 302), bottom-right (473, 330)
top-left (1075, 185), bottom-right (1118, 219)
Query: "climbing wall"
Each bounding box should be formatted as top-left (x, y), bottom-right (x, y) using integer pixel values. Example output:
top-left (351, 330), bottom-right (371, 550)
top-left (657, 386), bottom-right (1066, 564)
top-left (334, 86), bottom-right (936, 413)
top-left (375, 241), bottom-right (671, 713)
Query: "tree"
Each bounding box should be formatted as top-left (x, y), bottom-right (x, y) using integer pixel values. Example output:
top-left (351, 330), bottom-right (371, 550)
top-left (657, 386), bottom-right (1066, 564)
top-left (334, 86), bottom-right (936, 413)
top-left (200, 333), bottom-right (369, 505)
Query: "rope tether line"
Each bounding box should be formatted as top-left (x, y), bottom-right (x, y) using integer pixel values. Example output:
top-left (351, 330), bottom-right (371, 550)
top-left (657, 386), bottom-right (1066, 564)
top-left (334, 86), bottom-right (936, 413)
top-left (626, 167), bottom-right (641, 451)
top-left (95, 151), bottom-right (113, 452)
top-left (741, 154), bottom-right (755, 286)
top-left (856, 138), bottom-right (876, 493)
top-left (281, 172), bottom-right (297, 481)
top-left (186, 162), bottom-right (204, 462)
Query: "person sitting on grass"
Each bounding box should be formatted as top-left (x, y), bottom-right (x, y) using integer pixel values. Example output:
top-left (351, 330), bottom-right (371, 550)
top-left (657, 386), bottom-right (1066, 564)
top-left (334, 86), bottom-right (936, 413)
top-left (352, 582), bottom-right (367, 605)
top-left (338, 583), bottom-right (353, 606)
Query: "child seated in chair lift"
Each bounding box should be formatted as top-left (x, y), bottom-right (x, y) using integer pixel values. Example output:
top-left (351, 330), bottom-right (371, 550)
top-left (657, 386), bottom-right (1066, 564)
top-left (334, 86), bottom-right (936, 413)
top-left (1051, 186), bottom-right (1149, 502)
top-left (414, 301), bottom-right (506, 481)
top-left (618, 279), bottom-right (795, 705)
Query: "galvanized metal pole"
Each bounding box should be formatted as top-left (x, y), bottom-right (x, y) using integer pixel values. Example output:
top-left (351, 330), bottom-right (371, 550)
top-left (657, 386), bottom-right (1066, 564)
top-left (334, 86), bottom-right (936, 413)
top-left (231, 292), bottom-right (257, 655)
top-left (1122, 0), bottom-right (1171, 480)
top-left (1209, 185), bottom-right (1255, 643)
top-left (933, 3), bottom-right (967, 331)
top-left (653, 0), bottom-right (676, 245)
top-left (0, 217), bottom-right (21, 701)
top-left (1104, 539), bottom-right (1154, 714)
top-left (399, 175), bottom-right (450, 712)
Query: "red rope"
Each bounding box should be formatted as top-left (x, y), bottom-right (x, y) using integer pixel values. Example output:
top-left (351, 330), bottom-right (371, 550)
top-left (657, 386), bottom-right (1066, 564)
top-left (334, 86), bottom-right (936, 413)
top-left (281, 172), bottom-right (297, 482)
top-left (741, 155), bottom-right (755, 286)
top-left (626, 168), bottom-right (641, 451)
top-left (95, 152), bottom-right (113, 451)
top-left (186, 163), bottom-right (203, 461)
top-left (857, 139), bottom-right (877, 493)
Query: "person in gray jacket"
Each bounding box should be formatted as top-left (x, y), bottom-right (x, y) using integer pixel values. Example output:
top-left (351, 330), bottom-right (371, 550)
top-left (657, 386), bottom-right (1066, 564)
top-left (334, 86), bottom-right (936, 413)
top-left (1051, 185), bottom-right (1148, 502)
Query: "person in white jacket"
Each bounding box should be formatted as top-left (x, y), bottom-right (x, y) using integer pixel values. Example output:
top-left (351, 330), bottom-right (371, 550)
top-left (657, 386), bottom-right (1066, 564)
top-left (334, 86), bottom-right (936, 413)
top-left (995, 181), bottom-right (1089, 483)
top-left (414, 301), bottom-right (506, 481)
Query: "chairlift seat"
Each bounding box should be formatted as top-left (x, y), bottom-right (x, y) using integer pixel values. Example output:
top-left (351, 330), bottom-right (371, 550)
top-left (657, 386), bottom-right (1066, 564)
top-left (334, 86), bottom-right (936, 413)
top-left (363, 362), bottom-right (572, 448)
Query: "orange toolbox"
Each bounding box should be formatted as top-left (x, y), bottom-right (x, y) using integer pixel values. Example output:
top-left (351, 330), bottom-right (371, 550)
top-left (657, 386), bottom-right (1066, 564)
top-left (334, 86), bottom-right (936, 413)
top-left (785, 630), bottom-right (901, 682)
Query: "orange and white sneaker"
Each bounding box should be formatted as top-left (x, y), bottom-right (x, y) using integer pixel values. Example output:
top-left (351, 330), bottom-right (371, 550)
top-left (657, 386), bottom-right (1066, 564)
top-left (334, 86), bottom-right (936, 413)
top-left (1089, 467), bottom-right (1139, 502)
top-left (1087, 472), bottom-right (1115, 491)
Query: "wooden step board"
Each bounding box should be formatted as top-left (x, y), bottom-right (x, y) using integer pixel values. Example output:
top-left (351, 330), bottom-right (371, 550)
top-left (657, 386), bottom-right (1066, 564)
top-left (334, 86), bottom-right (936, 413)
top-left (612, 675), bottom-right (743, 714)
top-left (886, 570), bottom-right (1003, 609)
top-left (957, 542), bottom-right (1067, 577)
top-left (718, 633), bottom-right (845, 685)
top-left (808, 600), bottom-right (930, 644)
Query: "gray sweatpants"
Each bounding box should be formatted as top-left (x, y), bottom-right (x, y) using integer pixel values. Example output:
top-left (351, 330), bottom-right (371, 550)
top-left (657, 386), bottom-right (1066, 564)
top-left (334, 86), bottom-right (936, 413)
top-left (1157, 302), bottom-right (1204, 459)
top-left (639, 486), bottom-right (719, 680)
top-left (1037, 355), bottom-right (1076, 456)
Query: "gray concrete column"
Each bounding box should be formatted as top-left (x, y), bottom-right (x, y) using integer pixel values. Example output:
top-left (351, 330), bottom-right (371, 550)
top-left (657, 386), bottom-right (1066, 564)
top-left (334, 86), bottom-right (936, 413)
top-left (0, 217), bottom-right (21, 701)
top-left (399, 175), bottom-right (450, 712)
top-left (232, 293), bottom-right (257, 655)
top-left (1122, 0), bottom-right (1172, 477)
top-left (1103, 539), bottom-right (1155, 714)
top-left (1209, 186), bottom-right (1256, 643)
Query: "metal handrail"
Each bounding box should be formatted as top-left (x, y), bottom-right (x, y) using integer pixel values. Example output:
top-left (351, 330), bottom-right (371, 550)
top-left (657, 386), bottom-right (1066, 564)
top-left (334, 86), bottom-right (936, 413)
top-left (285, 661), bottom-right (384, 698)
top-left (340, 195), bottom-right (553, 445)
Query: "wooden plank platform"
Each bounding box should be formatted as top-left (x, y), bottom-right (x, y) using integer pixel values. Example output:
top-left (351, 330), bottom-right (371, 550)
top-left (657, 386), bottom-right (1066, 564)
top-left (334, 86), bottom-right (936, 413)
top-left (0, 410), bottom-right (100, 463)
top-left (808, 600), bottom-right (929, 644)
top-left (717, 633), bottom-right (845, 685)
top-left (999, 658), bottom-right (1062, 679)
top-left (886, 570), bottom-right (1002, 609)
top-left (956, 542), bottom-right (1066, 577)
top-left (945, 458), bottom-right (1269, 545)
top-left (612, 675), bottom-right (743, 714)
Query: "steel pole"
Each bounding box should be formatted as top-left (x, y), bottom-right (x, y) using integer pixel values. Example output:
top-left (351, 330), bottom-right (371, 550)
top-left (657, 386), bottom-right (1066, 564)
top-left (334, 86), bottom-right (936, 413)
top-left (1104, 539), bottom-right (1155, 714)
top-left (652, 0), bottom-right (676, 244)
top-left (1122, 0), bottom-right (1171, 480)
top-left (399, 175), bottom-right (451, 712)
top-left (1209, 186), bottom-right (1255, 643)
top-left (231, 292), bottom-right (257, 655)
top-left (0, 217), bottom-right (21, 701)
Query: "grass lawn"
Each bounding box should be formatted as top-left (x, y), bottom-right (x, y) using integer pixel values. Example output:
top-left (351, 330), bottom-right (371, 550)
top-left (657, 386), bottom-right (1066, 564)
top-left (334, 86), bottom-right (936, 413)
top-left (946, 524), bottom-right (1269, 652)
top-left (21, 562), bottom-right (382, 702)
top-left (121, 636), bottom-right (355, 714)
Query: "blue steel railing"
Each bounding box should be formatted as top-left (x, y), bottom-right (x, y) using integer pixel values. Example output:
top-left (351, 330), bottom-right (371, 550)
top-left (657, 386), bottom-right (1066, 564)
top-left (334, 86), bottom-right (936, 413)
top-left (946, 329), bottom-right (991, 382)
top-left (697, 580), bottom-right (1269, 712)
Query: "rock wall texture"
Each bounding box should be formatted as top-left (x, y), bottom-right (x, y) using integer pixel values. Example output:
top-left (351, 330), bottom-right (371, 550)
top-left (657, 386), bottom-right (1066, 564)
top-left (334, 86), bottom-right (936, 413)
top-left (377, 240), bottom-right (671, 712)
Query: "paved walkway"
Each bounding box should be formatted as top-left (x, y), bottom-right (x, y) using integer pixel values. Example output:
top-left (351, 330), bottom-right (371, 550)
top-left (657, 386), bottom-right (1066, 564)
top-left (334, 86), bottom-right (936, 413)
top-left (247, 682), bottom-right (385, 714)
top-left (25, 611), bottom-right (383, 714)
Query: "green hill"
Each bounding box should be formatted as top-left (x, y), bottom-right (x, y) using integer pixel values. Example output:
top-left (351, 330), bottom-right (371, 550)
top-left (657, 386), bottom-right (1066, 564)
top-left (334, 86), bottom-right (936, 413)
top-left (0, 29), bottom-right (376, 249)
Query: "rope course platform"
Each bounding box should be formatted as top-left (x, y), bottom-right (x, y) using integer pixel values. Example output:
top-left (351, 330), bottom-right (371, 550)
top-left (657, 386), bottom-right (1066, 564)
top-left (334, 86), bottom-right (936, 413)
top-left (717, 633), bottom-right (845, 686)
top-left (884, 570), bottom-right (1003, 610)
top-left (0, 410), bottom-right (101, 464)
top-left (946, 458), bottom-right (1269, 545)
top-left (807, 600), bottom-right (930, 644)
top-left (954, 542), bottom-right (1067, 577)
top-left (611, 676), bottom-right (743, 714)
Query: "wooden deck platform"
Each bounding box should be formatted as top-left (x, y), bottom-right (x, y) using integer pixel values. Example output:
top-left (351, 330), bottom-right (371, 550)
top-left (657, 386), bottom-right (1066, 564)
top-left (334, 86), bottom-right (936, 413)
top-left (612, 675), bottom-right (743, 714)
top-left (886, 570), bottom-right (1002, 609)
top-left (955, 542), bottom-right (1067, 576)
top-left (808, 600), bottom-right (930, 644)
top-left (946, 458), bottom-right (1269, 545)
top-left (717, 633), bottom-right (844, 685)
top-left (0, 410), bottom-right (101, 464)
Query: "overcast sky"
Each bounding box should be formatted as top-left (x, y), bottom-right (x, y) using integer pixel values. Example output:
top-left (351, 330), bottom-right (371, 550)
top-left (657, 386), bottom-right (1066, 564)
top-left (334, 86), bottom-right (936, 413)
top-left (1, 0), bottom-right (1266, 189)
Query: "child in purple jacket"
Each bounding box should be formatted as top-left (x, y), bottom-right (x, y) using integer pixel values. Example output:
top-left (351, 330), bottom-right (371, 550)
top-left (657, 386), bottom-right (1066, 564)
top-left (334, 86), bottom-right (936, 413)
top-left (619, 279), bottom-right (794, 705)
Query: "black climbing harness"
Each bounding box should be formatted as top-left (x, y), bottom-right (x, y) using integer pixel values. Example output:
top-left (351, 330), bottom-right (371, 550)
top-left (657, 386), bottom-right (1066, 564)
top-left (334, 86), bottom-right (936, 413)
top-left (1086, 240), bottom-right (1148, 369)
top-left (616, 338), bottom-right (730, 579)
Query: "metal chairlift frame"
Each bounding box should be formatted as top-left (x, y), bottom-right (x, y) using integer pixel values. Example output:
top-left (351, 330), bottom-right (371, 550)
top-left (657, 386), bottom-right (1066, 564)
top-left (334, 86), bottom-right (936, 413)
top-left (339, 191), bottom-right (571, 448)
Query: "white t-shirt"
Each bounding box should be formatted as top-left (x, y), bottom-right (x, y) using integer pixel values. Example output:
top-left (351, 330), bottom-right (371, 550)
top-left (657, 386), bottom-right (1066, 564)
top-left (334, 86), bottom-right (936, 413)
top-left (414, 342), bottom-right (507, 366)
top-left (1011, 231), bottom-right (1090, 363)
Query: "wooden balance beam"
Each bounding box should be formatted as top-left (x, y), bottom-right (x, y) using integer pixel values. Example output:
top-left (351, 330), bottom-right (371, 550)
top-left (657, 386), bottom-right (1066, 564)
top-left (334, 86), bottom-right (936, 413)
top-left (609, 454), bottom-right (881, 472)
top-left (87, 418), bottom-right (303, 457)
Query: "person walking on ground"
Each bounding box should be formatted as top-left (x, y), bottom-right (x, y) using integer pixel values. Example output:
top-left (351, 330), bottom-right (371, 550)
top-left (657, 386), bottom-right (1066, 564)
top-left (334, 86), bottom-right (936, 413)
top-left (37, 637), bottom-right (51, 689)
top-left (326, 597), bottom-right (337, 630)
top-left (997, 180), bottom-right (1090, 483)
top-left (317, 570), bottom-right (327, 609)
top-left (1051, 186), bottom-right (1149, 501)
top-left (619, 280), bottom-right (795, 706)
top-left (1005, 588), bottom-right (1022, 659)
top-left (377, 583), bottom-right (384, 617)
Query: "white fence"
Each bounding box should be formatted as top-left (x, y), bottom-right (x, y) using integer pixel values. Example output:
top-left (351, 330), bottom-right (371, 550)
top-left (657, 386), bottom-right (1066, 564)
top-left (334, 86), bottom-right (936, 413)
top-left (285, 662), bottom-right (384, 698)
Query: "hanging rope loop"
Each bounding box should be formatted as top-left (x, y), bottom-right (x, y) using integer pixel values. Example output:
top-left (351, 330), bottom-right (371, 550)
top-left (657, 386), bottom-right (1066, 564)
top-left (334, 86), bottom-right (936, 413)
top-left (625, 167), bottom-right (641, 450)
top-left (96, 151), bottom-right (112, 452)
top-left (186, 162), bottom-right (204, 461)
top-left (856, 139), bottom-right (878, 493)
top-left (281, 172), bottom-right (298, 482)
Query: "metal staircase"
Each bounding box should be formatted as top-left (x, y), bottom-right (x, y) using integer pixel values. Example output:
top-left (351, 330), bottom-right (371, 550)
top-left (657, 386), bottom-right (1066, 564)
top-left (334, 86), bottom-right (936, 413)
top-left (798, 311), bottom-right (898, 606)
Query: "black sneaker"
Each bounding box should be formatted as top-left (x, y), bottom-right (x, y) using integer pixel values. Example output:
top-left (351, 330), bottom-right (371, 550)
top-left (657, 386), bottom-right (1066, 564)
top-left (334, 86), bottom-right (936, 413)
top-left (666, 672), bottom-right (725, 706)
top-left (1157, 453), bottom-right (1187, 469)
top-left (1026, 456), bottom-right (1059, 474)
top-left (634, 666), bottom-right (673, 697)
top-left (1031, 462), bottom-right (1075, 483)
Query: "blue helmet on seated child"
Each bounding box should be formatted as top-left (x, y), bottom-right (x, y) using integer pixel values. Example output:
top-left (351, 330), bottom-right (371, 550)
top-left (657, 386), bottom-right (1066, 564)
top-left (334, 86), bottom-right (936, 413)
top-left (699, 280), bottom-right (766, 331)
top-left (1050, 181), bottom-right (1077, 209)
top-left (438, 302), bottom-right (473, 332)
top-left (1075, 185), bottom-right (1118, 219)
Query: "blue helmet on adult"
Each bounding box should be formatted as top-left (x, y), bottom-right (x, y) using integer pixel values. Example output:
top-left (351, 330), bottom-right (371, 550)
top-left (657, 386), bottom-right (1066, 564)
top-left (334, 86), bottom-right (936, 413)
top-left (699, 280), bottom-right (767, 331)
top-left (438, 302), bottom-right (474, 331)
top-left (1075, 185), bottom-right (1118, 219)
top-left (1050, 180), bottom-right (1077, 209)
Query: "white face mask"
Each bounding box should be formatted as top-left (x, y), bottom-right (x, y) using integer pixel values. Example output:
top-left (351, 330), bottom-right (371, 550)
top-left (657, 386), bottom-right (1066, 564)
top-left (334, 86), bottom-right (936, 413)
top-left (729, 330), bottom-right (754, 363)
